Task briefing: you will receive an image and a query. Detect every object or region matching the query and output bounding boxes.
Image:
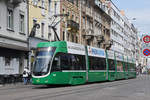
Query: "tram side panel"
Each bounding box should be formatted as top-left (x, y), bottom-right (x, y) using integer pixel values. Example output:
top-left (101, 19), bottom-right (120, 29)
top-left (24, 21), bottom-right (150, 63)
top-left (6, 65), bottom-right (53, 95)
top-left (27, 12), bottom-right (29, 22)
top-left (115, 53), bottom-right (125, 80)
top-left (87, 46), bottom-right (107, 83)
top-left (107, 59), bottom-right (116, 81)
top-left (106, 50), bottom-right (116, 81)
top-left (51, 53), bottom-right (87, 85)
top-left (88, 56), bottom-right (107, 82)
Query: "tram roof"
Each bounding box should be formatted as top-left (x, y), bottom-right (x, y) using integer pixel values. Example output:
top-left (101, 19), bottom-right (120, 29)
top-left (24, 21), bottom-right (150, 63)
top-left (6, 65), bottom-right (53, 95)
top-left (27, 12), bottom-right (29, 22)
top-left (37, 41), bottom-right (67, 48)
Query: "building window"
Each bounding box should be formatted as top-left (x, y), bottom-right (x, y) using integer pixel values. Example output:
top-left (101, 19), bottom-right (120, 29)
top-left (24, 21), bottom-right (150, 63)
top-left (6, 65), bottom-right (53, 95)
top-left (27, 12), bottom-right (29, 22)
top-left (67, 33), bottom-right (70, 41)
top-left (67, 12), bottom-right (70, 19)
top-left (62, 9), bottom-right (65, 14)
top-left (83, 17), bottom-right (85, 26)
top-left (76, 36), bottom-right (78, 43)
top-left (63, 31), bottom-right (65, 40)
top-left (41, 0), bottom-right (45, 16)
top-left (54, 1), bottom-right (57, 14)
top-left (48, 0), bottom-right (51, 13)
top-left (41, 23), bottom-right (44, 37)
top-left (76, 0), bottom-right (78, 6)
top-left (82, 0), bottom-right (87, 5)
top-left (87, 0), bottom-right (90, 8)
top-left (32, 0), bottom-right (38, 6)
top-left (71, 14), bottom-right (74, 20)
top-left (48, 26), bottom-right (51, 39)
top-left (5, 57), bottom-right (11, 66)
top-left (7, 8), bottom-right (13, 30)
top-left (76, 17), bottom-right (78, 23)
top-left (72, 34), bottom-right (74, 42)
top-left (19, 14), bottom-right (25, 34)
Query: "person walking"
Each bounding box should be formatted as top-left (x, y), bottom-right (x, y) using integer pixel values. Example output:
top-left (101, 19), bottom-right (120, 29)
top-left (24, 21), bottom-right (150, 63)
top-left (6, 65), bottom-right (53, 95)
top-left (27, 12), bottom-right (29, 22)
top-left (23, 67), bottom-right (29, 85)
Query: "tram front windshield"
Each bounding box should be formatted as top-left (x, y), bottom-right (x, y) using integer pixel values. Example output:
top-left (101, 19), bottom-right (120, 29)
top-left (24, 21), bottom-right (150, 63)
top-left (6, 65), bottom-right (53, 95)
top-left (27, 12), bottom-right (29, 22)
top-left (33, 47), bottom-right (56, 76)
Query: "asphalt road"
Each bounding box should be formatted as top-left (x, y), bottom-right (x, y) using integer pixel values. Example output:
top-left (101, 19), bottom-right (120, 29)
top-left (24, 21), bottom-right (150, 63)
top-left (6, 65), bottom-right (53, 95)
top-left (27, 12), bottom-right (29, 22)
top-left (0, 75), bottom-right (150, 100)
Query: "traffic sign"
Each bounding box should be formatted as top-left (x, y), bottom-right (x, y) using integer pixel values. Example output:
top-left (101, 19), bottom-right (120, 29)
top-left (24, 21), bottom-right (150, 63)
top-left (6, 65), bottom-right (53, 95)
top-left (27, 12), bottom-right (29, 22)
top-left (141, 34), bottom-right (150, 57)
top-left (143, 35), bottom-right (150, 43)
top-left (143, 49), bottom-right (150, 56)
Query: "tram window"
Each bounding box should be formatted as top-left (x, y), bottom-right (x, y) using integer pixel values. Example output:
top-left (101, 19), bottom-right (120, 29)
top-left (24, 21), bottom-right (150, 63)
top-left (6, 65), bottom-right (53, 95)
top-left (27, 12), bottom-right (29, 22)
top-left (129, 63), bottom-right (131, 71)
top-left (129, 63), bottom-right (135, 71)
top-left (60, 53), bottom-right (72, 70)
top-left (128, 63), bottom-right (131, 71)
top-left (51, 57), bottom-right (61, 72)
top-left (125, 62), bottom-right (128, 71)
top-left (73, 55), bottom-right (86, 70)
top-left (117, 61), bottom-right (123, 71)
top-left (108, 59), bottom-right (115, 70)
top-left (51, 53), bottom-right (86, 72)
top-left (89, 56), bottom-right (106, 70)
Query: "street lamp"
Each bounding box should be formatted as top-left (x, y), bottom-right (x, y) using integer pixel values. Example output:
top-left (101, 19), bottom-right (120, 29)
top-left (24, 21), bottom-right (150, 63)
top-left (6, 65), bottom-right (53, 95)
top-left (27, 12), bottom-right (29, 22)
top-left (29, 23), bottom-right (40, 37)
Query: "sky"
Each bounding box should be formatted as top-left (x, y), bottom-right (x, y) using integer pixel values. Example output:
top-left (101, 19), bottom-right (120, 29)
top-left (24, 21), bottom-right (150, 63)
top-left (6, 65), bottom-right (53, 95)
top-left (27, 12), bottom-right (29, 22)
top-left (111, 0), bottom-right (150, 37)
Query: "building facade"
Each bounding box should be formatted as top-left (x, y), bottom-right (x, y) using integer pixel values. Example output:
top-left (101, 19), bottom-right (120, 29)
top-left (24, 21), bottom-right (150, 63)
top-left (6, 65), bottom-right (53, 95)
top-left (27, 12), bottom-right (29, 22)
top-left (59, 0), bottom-right (80, 43)
top-left (28, 0), bottom-right (112, 50)
top-left (28, 0), bottom-right (61, 42)
top-left (81, 0), bottom-right (112, 49)
top-left (109, 1), bottom-right (138, 58)
top-left (0, 0), bottom-right (28, 77)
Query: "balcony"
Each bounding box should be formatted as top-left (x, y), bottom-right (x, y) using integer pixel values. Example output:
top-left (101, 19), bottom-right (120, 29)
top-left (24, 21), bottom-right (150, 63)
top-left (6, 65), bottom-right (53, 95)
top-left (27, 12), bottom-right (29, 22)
top-left (67, 20), bottom-right (79, 31)
top-left (94, 14), bottom-right (102, 23)
top-left (85, 7), bottom-right (93, 17)
top-left (81, 5), bottom-right (86, 13)
top-left (94, 0), bottom-right (109, 14)
top-left (6, 0), bottom-right (23, 6)
top-left (96, 35), bottom-right (104, 43)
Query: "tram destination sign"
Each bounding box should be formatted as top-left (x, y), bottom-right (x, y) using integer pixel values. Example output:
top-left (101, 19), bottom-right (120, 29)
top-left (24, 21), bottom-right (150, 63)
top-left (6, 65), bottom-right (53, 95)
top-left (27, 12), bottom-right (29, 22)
top-left (107, 50), bottom-right (114, 59)
top-left (67, 42), bottom-right (85, 55)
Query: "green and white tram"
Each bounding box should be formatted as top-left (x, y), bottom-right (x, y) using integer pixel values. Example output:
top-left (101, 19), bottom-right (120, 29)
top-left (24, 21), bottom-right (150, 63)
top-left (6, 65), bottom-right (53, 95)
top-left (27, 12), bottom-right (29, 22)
top-left (115, 52), bottom-right (125, 80)
top-left (87, 46), bottom-right (107, 82)
top-left (32, 41), bottom-right (136, 85)
top-left (128, 57), bottom-right (136, 78)
top-left (106, 50), bottom-right (116, 81)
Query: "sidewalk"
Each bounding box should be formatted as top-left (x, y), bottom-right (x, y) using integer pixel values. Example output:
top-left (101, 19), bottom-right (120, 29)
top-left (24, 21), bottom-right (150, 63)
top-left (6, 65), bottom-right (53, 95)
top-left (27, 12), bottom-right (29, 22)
top-left (0, 82), bottom-right (33, 89)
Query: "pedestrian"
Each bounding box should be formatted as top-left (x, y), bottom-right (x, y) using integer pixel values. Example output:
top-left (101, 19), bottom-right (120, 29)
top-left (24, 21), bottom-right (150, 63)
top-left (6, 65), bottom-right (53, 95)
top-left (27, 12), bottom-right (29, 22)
top-left (28, 71), bottom-right (32, 84)
top-left (23, 67), bottom-right (29, 85)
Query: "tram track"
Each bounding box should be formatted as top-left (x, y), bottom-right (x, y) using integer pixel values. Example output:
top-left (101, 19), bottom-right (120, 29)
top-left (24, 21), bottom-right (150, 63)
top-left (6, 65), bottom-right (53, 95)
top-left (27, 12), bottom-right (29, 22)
top-left (13, 78), bottom-right (138, 100)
